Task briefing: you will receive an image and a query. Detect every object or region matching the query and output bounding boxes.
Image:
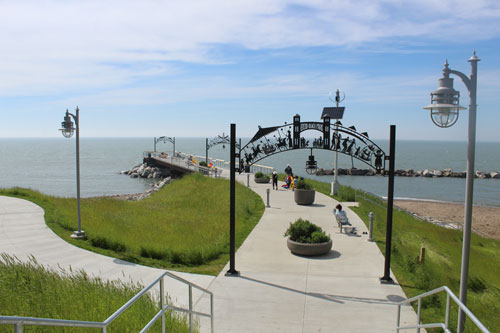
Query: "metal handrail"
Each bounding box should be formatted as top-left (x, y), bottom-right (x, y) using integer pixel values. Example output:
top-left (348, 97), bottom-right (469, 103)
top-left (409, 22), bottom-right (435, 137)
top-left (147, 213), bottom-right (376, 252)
top-left (396, 286), bottom-right (489, 332)
top-left (0, 271), bottom-right (214, 333)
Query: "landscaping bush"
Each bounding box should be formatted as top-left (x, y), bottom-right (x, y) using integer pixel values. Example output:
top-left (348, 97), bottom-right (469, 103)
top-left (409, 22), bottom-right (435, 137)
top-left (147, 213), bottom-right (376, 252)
top-left (254, 171), bottom-right (270, 180)
top-left (295, 179), bottom-right (313, 190)
top-left (199, 161), bottom-right (207, 167)
top-left (284, 218), bottom-right (330, 244)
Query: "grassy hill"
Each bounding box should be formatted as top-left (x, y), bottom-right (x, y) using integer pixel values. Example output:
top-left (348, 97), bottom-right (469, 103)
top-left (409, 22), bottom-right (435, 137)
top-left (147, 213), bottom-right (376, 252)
top-left (0, 172), bottom-right (265, 275)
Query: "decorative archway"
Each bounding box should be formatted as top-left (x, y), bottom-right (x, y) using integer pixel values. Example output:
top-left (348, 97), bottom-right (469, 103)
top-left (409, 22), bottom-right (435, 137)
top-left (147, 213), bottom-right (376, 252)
top-left (205, 133), bottom-right (241, 164)
top-left (154, 136), bottom-right (175, 157)
top-left (226, 117), bottom-right (396, 282)
top-left (237, 114), bottom-right (386, 174)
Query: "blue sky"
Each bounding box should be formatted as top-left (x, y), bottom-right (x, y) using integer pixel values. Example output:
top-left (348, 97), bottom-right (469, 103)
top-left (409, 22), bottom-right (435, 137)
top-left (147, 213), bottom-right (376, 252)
top-left (1, 0), bottom-right (499, 141)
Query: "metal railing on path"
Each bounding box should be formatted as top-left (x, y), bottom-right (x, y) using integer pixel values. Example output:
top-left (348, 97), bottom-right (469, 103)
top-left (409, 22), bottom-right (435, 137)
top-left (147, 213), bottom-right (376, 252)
top-left (396, 286), bottom-right (489, 332)
top-left (168, 151), bottom-right (274, 175)
top-left (0, 271), bottom-right (214, 333)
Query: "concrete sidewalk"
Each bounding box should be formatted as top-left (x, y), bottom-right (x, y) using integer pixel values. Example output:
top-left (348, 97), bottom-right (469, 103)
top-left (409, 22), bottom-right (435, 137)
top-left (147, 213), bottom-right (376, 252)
top-left (198, 174), bottom-right (418, 332)
top-left (0, 171), bottom-right (419, 332)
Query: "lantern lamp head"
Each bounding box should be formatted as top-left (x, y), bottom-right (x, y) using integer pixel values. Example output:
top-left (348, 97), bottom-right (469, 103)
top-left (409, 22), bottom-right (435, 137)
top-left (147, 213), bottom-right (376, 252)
top-left (60, 110), bottom-right (75, 138)
top-left (305, 151), bottom-right (318, 175)
top-left (423, 62), bottom-right (466, 128)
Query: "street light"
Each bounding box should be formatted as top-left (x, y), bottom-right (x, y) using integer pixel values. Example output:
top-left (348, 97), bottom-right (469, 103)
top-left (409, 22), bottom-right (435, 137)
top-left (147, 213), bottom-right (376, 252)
top-left (60, 107), bottom-right (85, 239)
top-left (424, 51), bottom-right (479, 333)
top-left (323, 90), bottom-right (345, 195)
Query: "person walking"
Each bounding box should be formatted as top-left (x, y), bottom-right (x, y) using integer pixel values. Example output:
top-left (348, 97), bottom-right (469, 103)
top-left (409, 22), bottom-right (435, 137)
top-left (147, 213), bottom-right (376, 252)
top-left (284, 164), bottom-right (292, 176)
top-left (272, 170), bottom-right (278, 190)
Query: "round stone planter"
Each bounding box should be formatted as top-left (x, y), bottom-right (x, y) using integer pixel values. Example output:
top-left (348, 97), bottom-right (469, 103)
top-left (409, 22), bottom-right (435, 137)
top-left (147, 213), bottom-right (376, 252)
top-left (286, 238), bottom-right (332, 256)
top-left (294, 189), bottom-right (315, 205)
top-left (254, 177), bottom-right (270, 184)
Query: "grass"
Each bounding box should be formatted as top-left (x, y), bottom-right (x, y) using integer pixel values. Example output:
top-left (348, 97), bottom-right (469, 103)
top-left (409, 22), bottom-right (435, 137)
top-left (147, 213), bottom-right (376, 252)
top-left (351, 191), bottom-right (500, 332)
top-left (0, 254), bottom-right (193, 332)
top-left (0, 172), bottom-right (265, 275)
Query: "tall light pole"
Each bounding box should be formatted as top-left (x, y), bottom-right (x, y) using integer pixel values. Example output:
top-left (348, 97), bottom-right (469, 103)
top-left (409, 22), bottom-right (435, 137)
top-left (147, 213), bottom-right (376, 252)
top-left (327, 90), bottom-right (345, 195)
top-left (60, 107), bottom-right (85, 239)
top-left (424, 52), bottom-right (479, 333)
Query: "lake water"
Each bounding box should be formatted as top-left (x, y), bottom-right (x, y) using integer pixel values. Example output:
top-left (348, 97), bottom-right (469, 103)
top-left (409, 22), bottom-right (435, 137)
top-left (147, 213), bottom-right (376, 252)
top-left (0, 138), bottom-right (499, 206)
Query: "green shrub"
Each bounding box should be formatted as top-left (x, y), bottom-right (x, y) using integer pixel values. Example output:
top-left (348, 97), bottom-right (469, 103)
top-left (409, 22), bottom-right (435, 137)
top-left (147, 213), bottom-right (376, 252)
top-left (284, 218), bottom-right (330, 244)
top-left (296, 179), bottom-right (313, 190)
top-left (310, 231), bottom-right (330, 243)
top-left (199, 161), bottom-right (207, 167)
top-left (254, 171), bottom-right (269, 179)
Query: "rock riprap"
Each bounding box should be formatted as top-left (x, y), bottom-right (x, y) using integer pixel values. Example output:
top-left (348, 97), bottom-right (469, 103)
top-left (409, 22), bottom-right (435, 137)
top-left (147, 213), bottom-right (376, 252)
top-left (316, 167), bottom-right (500, 179)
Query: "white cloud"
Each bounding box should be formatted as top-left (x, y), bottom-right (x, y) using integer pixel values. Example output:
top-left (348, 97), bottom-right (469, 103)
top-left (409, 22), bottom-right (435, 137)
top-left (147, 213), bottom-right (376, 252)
top-left (1, 0), bottom-right (500, 124)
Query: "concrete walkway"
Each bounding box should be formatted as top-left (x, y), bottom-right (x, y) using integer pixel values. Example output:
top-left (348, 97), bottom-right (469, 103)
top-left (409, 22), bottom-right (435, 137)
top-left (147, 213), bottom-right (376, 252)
top-left (198, 174), bottom-right (418, 332)
top-left (0, 172), bottom-right (418, 332)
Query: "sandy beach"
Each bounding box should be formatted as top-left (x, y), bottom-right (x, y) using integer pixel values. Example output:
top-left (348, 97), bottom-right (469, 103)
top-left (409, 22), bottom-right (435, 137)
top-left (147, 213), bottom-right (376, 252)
top-left (394, 200), bottom-right (500, 240)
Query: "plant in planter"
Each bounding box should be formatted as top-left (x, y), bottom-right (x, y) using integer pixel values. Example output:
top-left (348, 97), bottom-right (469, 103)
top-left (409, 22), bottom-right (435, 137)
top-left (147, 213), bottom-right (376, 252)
top-left (254, 171), bottom-right (270, 183)
top-left (294, 179), bottom-right (315, 205)
top-left (284, 218), bottom-right (332, 256)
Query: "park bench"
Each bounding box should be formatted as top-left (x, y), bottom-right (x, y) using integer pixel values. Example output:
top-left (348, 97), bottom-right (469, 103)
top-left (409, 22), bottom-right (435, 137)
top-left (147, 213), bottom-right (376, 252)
top-left (335, 213), bottom-right (356, 234)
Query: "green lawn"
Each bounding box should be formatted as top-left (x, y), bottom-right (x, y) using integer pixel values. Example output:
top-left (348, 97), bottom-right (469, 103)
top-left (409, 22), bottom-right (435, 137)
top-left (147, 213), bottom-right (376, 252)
top-left (350, 191), bottom-right (499, 332)
top-left (0, 173), bottom-right (265, 275)
top-left (310, 178), bottom-right (498, 331)
top-left (0, 254), bottom-right (193, 332)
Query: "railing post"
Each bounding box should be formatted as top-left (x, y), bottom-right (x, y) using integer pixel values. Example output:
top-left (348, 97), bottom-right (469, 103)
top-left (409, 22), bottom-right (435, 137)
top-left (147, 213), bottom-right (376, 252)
top-left (368, 212), bottom-right (374, 242)
top-left (102, 327), bottom-right (107, 333)
top-left (188, 285), bottom-right (193, 333)
top-left (266, 188), bottom-right (270, 207)
top-left (14, 323), bottom-right (22, 333)
top-left (247, 173), bottom-right (250, 187)
top-left (445, 293), bottom-right (450, 330)
top-left (417, 298), bottom-right (421, 333)
top-left (160, 277), bottom-right (165, 333)
top-left (210, 293), bottom-right (214, 333)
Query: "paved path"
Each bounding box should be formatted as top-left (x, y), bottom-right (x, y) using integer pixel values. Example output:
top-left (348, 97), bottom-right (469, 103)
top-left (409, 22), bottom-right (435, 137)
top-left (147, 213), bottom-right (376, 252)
top-left (0, 195), bottom-right (215, 310)
top-left (0, 169), bottom-right (419, 332)
top-left (198, 174), bottom-right (418, 332)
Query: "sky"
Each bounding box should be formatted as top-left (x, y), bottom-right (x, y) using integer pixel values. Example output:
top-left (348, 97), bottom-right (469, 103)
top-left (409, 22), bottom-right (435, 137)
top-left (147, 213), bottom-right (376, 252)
top-left (1, 0), bottom-right (499, 141)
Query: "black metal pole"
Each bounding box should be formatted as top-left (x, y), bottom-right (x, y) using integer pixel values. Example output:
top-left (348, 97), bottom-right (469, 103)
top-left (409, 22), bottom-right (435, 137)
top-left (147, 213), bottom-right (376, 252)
top-left (381, 125), bottom-right (396, 284)
top-left (206, 138), bottom-right (209, 164)
top-left (226, 123), bottom-right (239, 276)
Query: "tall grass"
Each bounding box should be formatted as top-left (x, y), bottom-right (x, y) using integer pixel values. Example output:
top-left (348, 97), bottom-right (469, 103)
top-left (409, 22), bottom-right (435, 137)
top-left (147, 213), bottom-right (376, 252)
top-left (0, 173), bottom-right (264, 275)
top-left (0, 254), bottom-right (193, 332)
top-left (352, 192), bottom-right (499, 332)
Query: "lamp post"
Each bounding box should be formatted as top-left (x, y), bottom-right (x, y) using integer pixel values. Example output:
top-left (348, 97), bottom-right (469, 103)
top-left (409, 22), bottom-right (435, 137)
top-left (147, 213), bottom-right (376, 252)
top-left (423, 52), bottom-right (479, 333)
top-left (60, 107), bottom-right (85, 239)
top-left (326, 90), bottom-right (345, 195)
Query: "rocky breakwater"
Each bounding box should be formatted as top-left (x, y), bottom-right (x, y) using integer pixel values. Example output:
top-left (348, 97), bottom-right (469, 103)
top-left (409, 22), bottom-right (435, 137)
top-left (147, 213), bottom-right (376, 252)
top-left (117, 163), bottom-right (171, 201)
top-left (316, 167), bottom-right (500, 179)
top-left (121, 163), bottom-right (165, 179)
